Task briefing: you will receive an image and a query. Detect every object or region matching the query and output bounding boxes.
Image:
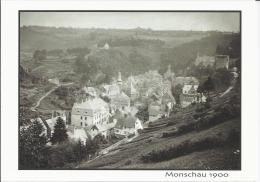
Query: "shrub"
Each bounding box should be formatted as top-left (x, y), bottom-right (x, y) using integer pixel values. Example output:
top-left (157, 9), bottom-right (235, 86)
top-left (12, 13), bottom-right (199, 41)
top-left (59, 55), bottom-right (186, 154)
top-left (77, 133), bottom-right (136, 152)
top-left (141, 130), bottom-right (238, 163)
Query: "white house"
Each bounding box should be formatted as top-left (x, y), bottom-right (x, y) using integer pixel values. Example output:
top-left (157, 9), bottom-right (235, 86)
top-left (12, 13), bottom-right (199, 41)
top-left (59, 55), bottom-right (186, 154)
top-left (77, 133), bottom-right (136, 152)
top-left (113, 114), bottom-right (143, 137)
top-left (82, 86), bottom-right (97, 97)
top-left (48, 77), bottom-right (59, 85)
top-left (101, 84), bottom-right (121, 98)
top-left (180, 84), bottom-right (206, 108)
top-left (103, 43), bottom-right (110, 50)
top-left (110, 92), bottom-right (130, 112)
top-left (71, 97), bottom-right (109, 127)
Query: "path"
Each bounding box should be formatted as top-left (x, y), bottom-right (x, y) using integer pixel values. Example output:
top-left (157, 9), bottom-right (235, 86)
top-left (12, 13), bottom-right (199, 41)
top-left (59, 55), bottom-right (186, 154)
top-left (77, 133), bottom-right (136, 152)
top-left (30, 82), bottom-right (74, 111)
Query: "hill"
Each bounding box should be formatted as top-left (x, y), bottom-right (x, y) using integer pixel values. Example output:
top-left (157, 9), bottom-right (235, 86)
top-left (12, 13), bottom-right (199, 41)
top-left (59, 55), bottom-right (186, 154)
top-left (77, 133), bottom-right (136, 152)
top-left (160, 33), bottom-right (240, 74)
top-left (76, 85), bottom-right (241, 169)
top-left (20, 26), bottom-right (208, 51)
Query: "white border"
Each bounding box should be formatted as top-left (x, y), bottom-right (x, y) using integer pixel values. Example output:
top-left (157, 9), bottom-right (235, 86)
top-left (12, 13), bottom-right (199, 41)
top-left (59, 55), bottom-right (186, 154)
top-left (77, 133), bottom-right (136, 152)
top-left (1, 0), bottom-right (260, 181)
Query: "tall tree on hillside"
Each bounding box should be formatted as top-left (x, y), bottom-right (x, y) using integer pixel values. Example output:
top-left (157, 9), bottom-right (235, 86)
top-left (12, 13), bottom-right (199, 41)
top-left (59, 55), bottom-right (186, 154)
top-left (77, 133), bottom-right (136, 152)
top-left (51, 117), bottom-right (68, 144)
top-left (19, 120), bottom-right (48, 169)
top-left (171, 84), bottom-right (183, 105)
top-left (136, 105), bottom-right (149, 123)
top-left (201, 76), bottom-right (215, 98)
top-left (73, 140), bottom-right (87, 162)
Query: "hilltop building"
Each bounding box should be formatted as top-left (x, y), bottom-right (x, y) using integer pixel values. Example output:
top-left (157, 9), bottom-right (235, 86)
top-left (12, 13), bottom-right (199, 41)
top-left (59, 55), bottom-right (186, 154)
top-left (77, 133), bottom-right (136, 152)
top-left (215, 55), bottom-right (230, 70)
top-left (103, 43), bottom-right (110, 50)
top-left (195, 53), bottom-right (215, 67)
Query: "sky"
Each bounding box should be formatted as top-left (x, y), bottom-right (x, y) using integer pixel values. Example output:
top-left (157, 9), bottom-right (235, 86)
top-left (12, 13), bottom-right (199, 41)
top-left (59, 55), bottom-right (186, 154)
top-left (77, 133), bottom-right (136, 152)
top-left (20, 12), bottom-right (240, 32)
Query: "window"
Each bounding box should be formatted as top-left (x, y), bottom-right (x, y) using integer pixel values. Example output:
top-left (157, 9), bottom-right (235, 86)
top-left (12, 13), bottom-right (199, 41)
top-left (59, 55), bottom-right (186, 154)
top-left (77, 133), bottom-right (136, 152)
top-left (80, 116), bottom-right (83, 120)
top-left (85, 117), bottom-right (87, 120)
top-left (80, 122), bottom-right (82, 126)
top-left (85, 123), bottom-right (87, 127)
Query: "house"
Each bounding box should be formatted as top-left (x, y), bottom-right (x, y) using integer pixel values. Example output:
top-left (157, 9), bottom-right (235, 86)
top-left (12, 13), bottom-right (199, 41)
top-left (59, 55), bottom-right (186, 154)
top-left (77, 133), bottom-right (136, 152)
top-left (82, 86), bottom-right (97, 97)
top-left (110, 92), bottom-right (130, 112)
top-left (195, 54), bottom-right (215, 67)
top-left (173, 77), bottom-right (199, 87)
top-left (48, 77), bottom-right (59, 85)
top-left (215, 55), bottom-right (230, 70)
top-left (114, 114), bottom-right (143, 137)
top-left (71, 97), bottom-right (109, 127)
top-left (180, 84), bottom-right (206, 108)
top-left (148, 102), bottom-right (162, 122)
top-left (161, 91), bottom-right (176, 115)
top-left (103, 43), bottom-right (110, 50)
top-left (101, 84), bottom-right (121, 98)
top-left (182, 84), bottom-right (198, 95)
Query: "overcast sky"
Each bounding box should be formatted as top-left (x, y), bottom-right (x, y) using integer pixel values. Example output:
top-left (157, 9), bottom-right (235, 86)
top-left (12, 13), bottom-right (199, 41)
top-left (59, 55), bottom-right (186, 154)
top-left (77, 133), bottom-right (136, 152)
top-left (20, 12), bottom-right (240, 32)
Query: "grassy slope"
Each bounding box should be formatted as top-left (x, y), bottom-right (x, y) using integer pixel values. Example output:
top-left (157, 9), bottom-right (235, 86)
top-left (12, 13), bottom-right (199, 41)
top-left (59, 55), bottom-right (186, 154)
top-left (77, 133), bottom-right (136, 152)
top-left (77, 89), bottom-right (241, 170)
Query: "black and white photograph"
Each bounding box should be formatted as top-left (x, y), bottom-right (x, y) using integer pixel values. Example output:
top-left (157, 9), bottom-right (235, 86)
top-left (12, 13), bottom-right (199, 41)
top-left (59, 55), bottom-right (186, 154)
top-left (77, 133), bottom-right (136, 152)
top-left (18, 11), bottom-right (241, 170)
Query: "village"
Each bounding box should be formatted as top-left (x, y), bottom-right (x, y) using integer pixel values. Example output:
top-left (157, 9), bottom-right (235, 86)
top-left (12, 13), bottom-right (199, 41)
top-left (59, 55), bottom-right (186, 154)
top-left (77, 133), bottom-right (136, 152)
top-left (28, 48), bottom-right (238, 157)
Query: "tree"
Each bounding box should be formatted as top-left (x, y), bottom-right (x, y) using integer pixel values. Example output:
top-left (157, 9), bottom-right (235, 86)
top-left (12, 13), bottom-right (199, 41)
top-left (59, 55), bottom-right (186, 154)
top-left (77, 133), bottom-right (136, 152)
top-left (51, 117), bottom-right (68, 144)
top-left (171, 84), bottom-right (183, 105)
top-left (73, 140), bottom-right (87, 163)
top-left (201, 76), bottom-right (215, 98)
top-left (19, 120), bottom-right (48, 169)
top-left (135, 105), bottom-right (149, 123)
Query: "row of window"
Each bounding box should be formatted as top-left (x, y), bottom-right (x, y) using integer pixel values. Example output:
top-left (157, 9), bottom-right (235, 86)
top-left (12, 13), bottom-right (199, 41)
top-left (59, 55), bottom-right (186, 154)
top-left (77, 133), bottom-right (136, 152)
top-left (80, 122), bottom-right (88, 127)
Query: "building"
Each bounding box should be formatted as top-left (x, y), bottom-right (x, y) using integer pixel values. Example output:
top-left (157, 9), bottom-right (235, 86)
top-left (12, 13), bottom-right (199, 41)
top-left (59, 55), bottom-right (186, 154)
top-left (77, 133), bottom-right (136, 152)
top-left (71, 97), bottom-right (109, 127)
top-left (85, 121), bottom-right (116, 140)
top-left (101, 84), bottom-right (121, 98)
top-left (215, 55), bottom-right (230, 70)
top-left (128, 75), bottom-right (139, 99)
top-left (48, 77), bottom-right (59, 85)
top-left (182, 84), bottom-right (199, 95)
top-left (114, 114), bottom-right (143, 137)
top-left (161, 91), bottom-right (176, 114)
top-left (117, 71), bottom-right (123, 86)
top-left (180, 84), bottom-right (206, 108)
top-left (103, 43), bottom-right (110, 50)
top-left (172, 76), bottom-right (199, 87)
top-left (82, 86), bottom-right (97, 97)
top-left (148, 102), bottom-right (163, 122)
top-left (110, 92), bottom-right (130, 112)
top-left (195, 53), bottom-right (215, 67)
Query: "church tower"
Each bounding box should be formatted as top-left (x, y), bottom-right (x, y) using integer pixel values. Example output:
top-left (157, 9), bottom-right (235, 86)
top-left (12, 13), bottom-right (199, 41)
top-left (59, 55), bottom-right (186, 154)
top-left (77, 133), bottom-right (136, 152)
top-left (117, 71), bottom-right (122, 85)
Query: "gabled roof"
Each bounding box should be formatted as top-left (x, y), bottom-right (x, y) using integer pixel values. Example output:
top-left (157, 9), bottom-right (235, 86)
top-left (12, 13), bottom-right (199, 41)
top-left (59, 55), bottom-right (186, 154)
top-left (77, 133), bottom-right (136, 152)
top-left (115, 115), bottom-right (137, 129)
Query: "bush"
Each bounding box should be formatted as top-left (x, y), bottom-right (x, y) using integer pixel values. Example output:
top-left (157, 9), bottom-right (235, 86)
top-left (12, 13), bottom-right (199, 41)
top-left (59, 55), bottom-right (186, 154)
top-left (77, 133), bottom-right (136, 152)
top-left (141, 130), bottom-right (239, 163)
top-left (46, 140), bottom-right (87, 168)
